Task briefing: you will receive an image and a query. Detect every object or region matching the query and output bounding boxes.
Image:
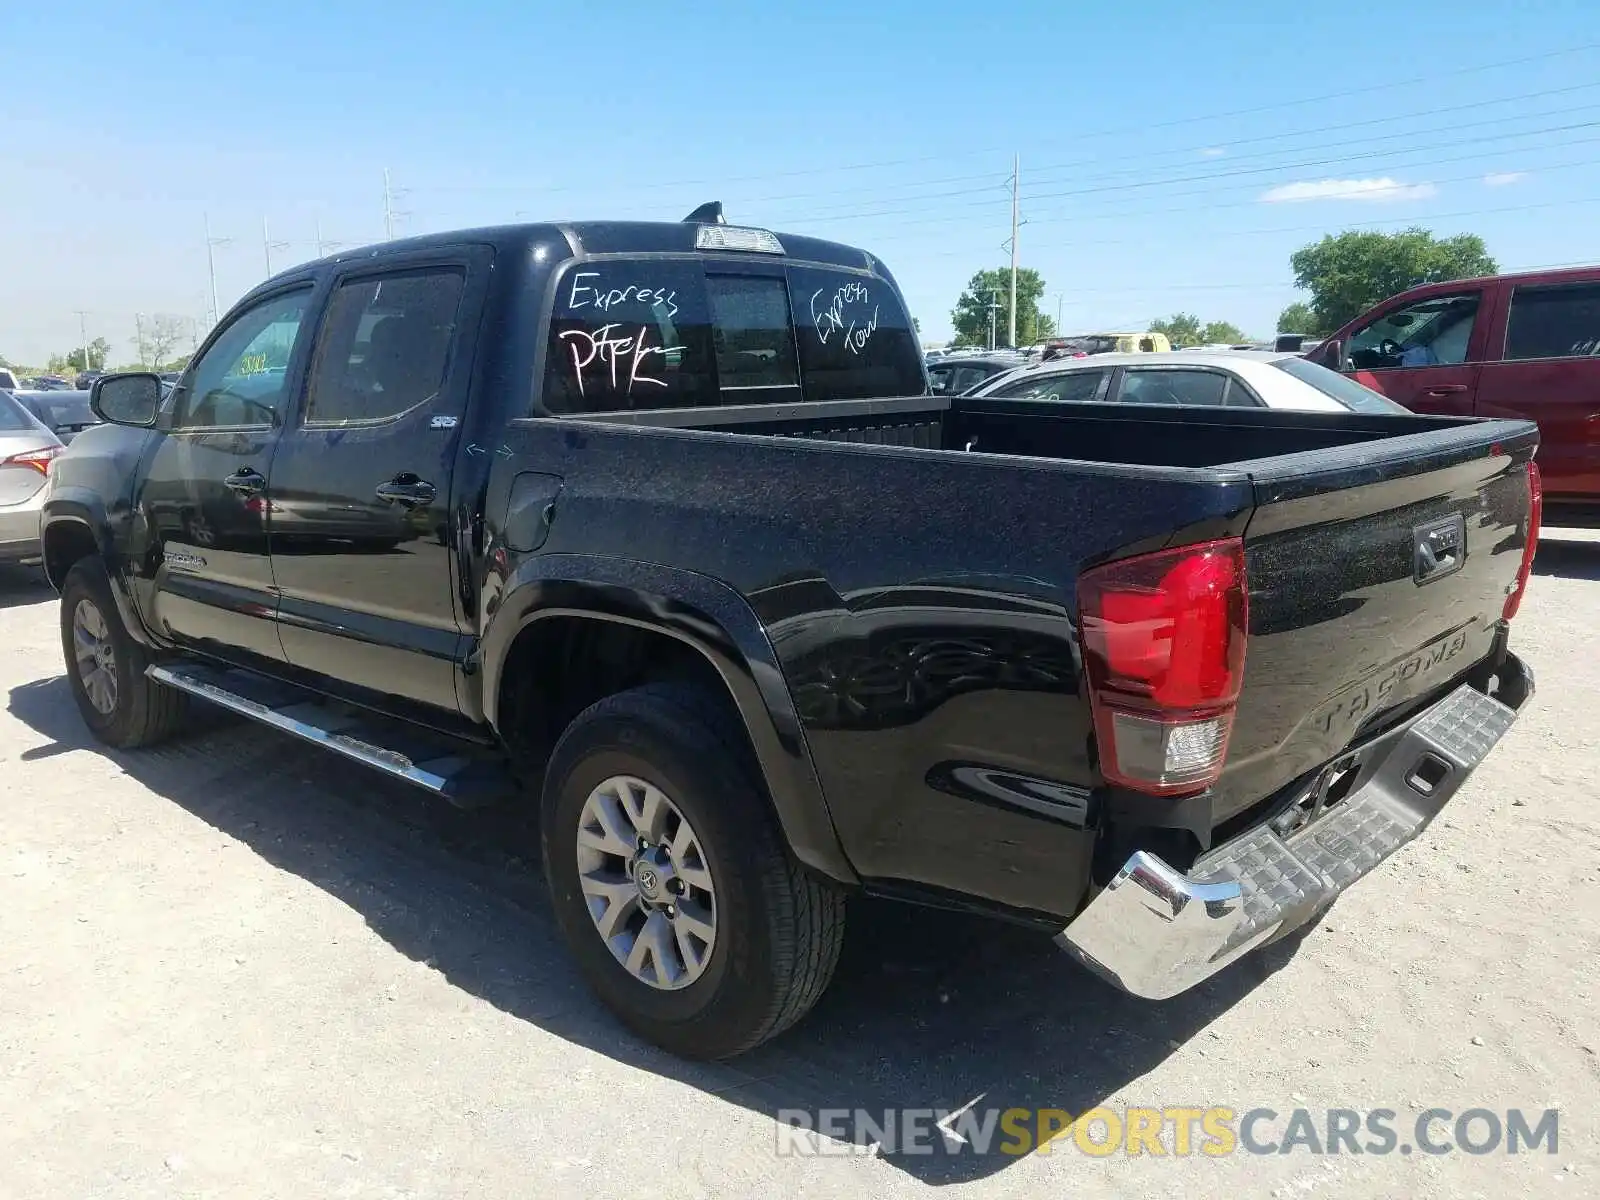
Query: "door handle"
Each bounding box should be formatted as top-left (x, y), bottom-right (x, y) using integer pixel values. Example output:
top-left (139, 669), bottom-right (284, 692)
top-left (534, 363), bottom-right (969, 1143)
top-left (374, 474), bottom-right (437, 508)
top-left (223, 468), bottom-right (265, 494)
top-left (1423, 384), bottom-right (1468, 396)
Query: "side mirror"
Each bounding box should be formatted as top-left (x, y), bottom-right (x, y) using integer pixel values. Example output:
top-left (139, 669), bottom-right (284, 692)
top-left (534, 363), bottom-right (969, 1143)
top-left (90, 372), bottom-right (162, 427)
top-left (1308, 339), bottom-right (1341, 369)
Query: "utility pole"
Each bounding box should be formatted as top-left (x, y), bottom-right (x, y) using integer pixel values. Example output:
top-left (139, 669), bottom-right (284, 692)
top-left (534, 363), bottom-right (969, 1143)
top-left (134, 313), bottom-right (146, 369)
top-left (1008, 154), bottom-right (1020, 348)
top-left (383, 168), bottom-right (395, 240)
top-left (986, 288), bottom-right (1002, 351)
top-left (1056, 292), bottom-right (1065, 336)
top-left (74, 310), bottom-right (90, 369)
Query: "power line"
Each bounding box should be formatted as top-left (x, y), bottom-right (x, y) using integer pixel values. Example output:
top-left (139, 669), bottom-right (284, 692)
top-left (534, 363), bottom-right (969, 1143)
top-left (716, 81), bottom-right (1600, 212)
top-left (404, 43), bottom-right (1600, 202)
top-left (788, 123), bottom-right (1600, 229)
top-left (892, 193), bottom-right (1600, 263)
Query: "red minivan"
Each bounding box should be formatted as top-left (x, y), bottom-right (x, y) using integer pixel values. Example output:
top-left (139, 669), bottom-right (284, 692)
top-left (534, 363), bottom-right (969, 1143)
top-left (1310, 266), bottom-right (1600, 526)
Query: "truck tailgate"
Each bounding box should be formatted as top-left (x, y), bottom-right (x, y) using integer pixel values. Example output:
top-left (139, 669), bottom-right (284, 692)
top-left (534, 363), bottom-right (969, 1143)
top-left (1211, 419), bottom-right (1539, 825)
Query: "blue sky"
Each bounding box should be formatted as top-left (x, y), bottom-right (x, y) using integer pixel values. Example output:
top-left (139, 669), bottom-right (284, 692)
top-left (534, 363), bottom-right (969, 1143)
top-left (3, 0), bottom-right (1599, 363)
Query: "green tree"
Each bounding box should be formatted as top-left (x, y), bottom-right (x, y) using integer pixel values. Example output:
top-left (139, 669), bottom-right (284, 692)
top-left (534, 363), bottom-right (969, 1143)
top-left (1149, 313), bottom-right (1202, 345)
top-left (66, 338), bottom-right (112, 372)
top-left (1289, 228), bottom-right (1496, 332)
top-left (951, 268), bottom-right (1054, 348)
top-left (1276, 302), bottom-right (1319, 335)
top-left (1199, 320), bottom-right (1246, 344)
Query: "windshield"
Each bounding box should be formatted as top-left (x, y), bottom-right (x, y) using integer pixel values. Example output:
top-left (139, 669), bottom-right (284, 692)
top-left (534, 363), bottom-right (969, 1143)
top-left (1271, 356), bottom-right (1409, 414)
top-left (24, 395), bottom-right (95, 427)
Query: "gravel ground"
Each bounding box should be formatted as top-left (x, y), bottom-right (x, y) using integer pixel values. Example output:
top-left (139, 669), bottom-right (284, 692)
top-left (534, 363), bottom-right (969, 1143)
top-left (2, 535), bottom-right (1597, 1200)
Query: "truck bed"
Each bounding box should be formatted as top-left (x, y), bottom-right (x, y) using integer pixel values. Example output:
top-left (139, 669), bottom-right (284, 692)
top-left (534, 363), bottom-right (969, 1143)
top-left (575, 392), bottom-right (1472, 471)
top-left (509, 396), bottom-right (1537, 911)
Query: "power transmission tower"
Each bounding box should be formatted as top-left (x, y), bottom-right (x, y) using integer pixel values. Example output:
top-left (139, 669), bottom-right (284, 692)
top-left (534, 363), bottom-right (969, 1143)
top-left (382, 170), bottom-right (411, 240)
top-left (203, 214), bottom-right (231, 327)
top-left (314, 219), bottom-right (345, 259)
top-left (74, 310), bottom-right (90, 368)
top-left (134, 313), bottom-right (146, 369)
top-left (1008, 154), bottom-right (1019, 348)
top-left (262, 217), bottom-right (289, 277)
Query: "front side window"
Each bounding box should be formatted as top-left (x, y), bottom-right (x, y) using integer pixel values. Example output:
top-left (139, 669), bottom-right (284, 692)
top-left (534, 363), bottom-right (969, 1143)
top-left (177, 289), bottom-right (312, 428)
top-left (950, 364), bottom-right (997, 394)
top-left (1505, 283), bottom-right (1600, 361)
top-left (304, 268), bottom-right (465, 425)
top-left (1346, 292), bottom-right (1480, 371)
top-left (993, 369), bottom-right (1107, 403)
top-left (1119, 369), bottom-right (1227, 406)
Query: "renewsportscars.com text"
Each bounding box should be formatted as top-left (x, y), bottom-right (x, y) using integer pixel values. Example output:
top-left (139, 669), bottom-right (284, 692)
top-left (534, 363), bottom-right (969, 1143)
top-left (775, 1105), bottom-right (1560, 1158)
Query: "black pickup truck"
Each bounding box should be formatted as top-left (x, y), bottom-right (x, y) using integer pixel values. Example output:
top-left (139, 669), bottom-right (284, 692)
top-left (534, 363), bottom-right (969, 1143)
top-left (42, 214), bottom-right (1539, 1059)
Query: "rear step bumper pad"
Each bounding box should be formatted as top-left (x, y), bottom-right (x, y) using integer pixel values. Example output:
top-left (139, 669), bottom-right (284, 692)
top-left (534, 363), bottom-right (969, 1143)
top-left (1057, 652), bottom-right (1534, 1000)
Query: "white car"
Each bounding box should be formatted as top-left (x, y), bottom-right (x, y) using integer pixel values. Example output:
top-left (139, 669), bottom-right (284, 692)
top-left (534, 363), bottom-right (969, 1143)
top-left (970, 349), bottom-right (1410, 414)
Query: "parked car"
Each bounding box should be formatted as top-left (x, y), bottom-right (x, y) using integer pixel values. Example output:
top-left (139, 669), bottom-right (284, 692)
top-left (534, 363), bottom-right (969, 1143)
top-left (1044, 331), bottom-right (1172, 358)
top-left (46, 217), bottom-right (1537, 1059)
top-left (971, 349), bottom-right (1411, 413)
top-left (10, 390), bottom-right (101, 442)
top-left (1309, 264), bottom-right (1600, 526)
top-left (0, 389), bottom-right (64, 562)
top-left (927, 353), bottom-right (1026, 395)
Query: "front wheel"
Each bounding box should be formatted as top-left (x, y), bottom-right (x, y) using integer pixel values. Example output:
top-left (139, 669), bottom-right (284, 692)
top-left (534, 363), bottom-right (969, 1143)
top-left (60, 558), bottom-right (188, 748)
top-left (540, 683), bottom-right (845, 1059)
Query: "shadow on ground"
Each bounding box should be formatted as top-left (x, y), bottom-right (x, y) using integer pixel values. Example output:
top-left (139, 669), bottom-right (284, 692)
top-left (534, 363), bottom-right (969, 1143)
top-left (0, 564), bottom-right (55, 610)
top-left (8, 674), bottom-right (1304, 1184)
top-left (1533, 536), bottom-right (1600, 581)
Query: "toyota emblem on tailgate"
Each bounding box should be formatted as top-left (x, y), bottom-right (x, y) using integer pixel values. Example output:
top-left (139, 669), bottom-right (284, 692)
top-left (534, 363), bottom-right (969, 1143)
top-left (1413, 513), bottom-right (1466, 585)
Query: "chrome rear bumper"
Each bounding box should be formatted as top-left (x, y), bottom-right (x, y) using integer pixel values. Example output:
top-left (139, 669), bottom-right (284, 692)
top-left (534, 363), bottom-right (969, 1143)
top-left (1058, 654), bottom-right (1534, 1000)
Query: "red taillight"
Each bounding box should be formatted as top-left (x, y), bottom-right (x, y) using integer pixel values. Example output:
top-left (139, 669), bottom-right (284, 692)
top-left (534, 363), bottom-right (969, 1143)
top-left (1078, 537), bottom-right (1248, 796)
top-left (2, 445), bottom-right (62, 475)
top-left (1502, 461), bottom-right (1542, 621)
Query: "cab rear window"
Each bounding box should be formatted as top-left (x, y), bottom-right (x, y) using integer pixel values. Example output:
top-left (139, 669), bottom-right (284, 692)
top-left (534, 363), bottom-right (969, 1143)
top-left (540, 259), bottom-right (921, 414)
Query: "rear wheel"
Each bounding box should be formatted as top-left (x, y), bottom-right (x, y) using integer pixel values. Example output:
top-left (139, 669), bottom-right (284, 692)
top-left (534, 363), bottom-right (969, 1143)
top-left (541, 683), bottom-right (845, 1059)
top-left (60, 558), bottom-right (188, 748)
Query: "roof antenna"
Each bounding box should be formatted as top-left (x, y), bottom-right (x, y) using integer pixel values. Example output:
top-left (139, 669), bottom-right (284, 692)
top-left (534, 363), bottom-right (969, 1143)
top-left (682, 201), bottom-right (725, 224)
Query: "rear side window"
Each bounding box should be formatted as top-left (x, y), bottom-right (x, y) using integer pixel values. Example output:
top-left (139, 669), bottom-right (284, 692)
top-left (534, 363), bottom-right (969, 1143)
top-left (0, 391), bottom-right (43, 432)
top-left (1119, 369), bottom-right (1227, 406)
top-left (305, 268), bottom-right (466, 425)
top-left (1505, 283), bottom-right (1600, 360)
top-left (788, 266), bottom-right (924, 401)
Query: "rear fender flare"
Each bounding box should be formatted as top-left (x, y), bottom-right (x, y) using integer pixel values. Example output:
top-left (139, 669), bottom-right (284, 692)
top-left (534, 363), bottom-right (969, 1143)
top-left (478, 553), bottom-right (857, 884)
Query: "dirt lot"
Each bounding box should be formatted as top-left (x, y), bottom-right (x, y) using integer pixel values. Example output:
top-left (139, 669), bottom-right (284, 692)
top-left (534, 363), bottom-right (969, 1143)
top-left (2, 536), bottom-right (1598, 1199)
